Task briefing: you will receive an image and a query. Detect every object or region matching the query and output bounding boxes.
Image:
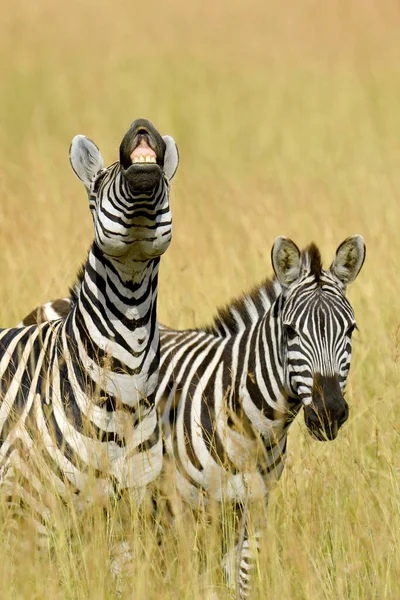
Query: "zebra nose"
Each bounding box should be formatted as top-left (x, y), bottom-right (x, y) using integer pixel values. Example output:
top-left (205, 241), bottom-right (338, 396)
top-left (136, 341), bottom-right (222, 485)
top-left (305, 374), bottom-right (349, 441)
top-left (304, 406), bottom-right (342, 441)
top-left (337, 401), bottom-right (349, 426)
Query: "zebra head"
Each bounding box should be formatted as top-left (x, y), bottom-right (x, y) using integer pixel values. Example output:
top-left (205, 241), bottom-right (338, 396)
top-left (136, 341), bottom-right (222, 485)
top-left (272, 235), bottom-right (366, 441)
top-left (69, 119), bottom-right (179, 263)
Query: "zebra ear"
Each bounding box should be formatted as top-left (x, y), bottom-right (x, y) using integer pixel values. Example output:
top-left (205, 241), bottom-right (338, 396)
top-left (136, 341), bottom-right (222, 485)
top-left (69, 135), bottom-right (104, 190)
top-left (162, 135), bottom-right (179, 181)
top-left (330, 235), bottom-right (366, 287)
top-left (271, 237), bottom-right (302, 287)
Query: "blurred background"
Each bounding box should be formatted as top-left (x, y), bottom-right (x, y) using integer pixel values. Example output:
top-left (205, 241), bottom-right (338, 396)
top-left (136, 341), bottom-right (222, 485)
top-left (0, 0), bottom-right (399, 598)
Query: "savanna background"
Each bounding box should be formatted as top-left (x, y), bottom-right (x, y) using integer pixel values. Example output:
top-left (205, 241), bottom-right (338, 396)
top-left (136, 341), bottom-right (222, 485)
top-left (0, 0), bottom-right (399, 598)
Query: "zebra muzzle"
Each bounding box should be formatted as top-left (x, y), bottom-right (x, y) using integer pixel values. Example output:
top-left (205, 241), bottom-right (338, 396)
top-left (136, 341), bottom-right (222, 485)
top-left (304, 374), bottom-right (349, 441)
top-left (119, 119), bottom-right (167, 193)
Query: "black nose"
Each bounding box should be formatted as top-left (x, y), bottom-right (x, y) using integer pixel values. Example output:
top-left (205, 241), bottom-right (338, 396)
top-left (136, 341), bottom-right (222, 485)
top-left (304, 374), bottom-right (349, 441)
top-left (337, 402), bottom-right (349, 426)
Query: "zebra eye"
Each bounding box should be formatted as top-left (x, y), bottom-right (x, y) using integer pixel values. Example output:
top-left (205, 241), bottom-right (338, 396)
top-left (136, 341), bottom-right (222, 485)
top-left (346, 323), bottom-right (357, 337)
top-left (284, 325), bottom-right (298, 340)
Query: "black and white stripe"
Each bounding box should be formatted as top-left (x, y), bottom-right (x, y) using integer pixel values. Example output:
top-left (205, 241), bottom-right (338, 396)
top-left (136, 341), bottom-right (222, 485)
top-left (18, 235), bottom-right (365, 596)
top-left (156, 235), bottom-right (365, 598)
top-left (1, 119), bottom-right (179, 542)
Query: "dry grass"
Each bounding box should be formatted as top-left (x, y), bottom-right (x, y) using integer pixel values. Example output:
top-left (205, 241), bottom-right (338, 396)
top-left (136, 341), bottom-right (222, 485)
top-left (0, 0), bottom-right (399, 598)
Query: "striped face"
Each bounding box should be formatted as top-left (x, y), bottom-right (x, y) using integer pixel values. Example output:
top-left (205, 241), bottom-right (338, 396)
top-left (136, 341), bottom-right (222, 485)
top-left (282, 274), bottom-right (356, 439)
top-left (272, 236), bottom-right (365, 441)
top-left (69, 119), bottom-right (179, 262)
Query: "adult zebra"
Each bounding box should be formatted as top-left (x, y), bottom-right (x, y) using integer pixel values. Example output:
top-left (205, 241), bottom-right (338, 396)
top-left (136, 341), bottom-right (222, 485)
top-left (19, 235), bottom-right (365, 598)
top-left (1, 118), bottom-right (179, 545)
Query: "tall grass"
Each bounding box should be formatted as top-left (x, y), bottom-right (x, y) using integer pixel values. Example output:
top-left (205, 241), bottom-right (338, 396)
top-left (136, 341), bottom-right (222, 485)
top-left (0, 0), bottom-right (399, 598)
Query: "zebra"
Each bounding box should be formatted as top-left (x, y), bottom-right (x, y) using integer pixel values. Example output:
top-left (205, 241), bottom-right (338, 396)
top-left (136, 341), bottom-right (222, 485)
top-left (19, 234), bottom-right (365, 597)
top-left (1, 118), bottom-right (179, 546)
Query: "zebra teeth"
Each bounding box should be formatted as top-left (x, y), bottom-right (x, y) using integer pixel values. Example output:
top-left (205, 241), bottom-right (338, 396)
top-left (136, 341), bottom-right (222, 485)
top-left (132, 155), bottom-right (157, 164)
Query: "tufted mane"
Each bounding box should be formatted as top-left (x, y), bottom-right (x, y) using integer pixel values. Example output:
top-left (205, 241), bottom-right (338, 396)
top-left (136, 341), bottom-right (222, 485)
top-left (201, 277), bottom-right (281, 337)
top-left (70, 262), bottom-right (85, 307)
top-left (302, 242), bottom-right (323, 282)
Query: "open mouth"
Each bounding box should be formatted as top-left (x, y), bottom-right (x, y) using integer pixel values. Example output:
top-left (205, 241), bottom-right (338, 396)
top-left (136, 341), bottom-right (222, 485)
top-left (120, 120), bottom-right (165, 170)
top-left (119, 119), bottom-right (166, 193)
top-left (130, 132), bottom-right (157, 165)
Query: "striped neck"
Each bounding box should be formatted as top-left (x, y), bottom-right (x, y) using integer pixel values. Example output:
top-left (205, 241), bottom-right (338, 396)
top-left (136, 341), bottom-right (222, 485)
top-left (66, 242), bottom-right (161, 405)
top-left (239, 301), bottom-right (296, 421)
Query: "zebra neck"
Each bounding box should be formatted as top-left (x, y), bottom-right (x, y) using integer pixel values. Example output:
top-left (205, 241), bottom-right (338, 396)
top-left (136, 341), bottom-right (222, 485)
top-left (67, 244), bottom-right (161, 405)
top-left (237, 302), bottom-right (295, 439)
top-left (79, 243), bottom-right (160, 324)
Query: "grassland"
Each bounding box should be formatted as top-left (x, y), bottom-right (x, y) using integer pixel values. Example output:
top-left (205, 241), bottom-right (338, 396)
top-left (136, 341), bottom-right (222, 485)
top-left (0, 0), bottom-right (399, 598)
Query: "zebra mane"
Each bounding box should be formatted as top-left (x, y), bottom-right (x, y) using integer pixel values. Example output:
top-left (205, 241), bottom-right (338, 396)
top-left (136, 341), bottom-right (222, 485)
top-left (201, 277), bottom-right (281, 337)
top-left (303, 243), bottom-right (323, 282)
top-left (201, 243), bottom-right (324, 337)
top-left (70, 261), bottom-right (86, 307)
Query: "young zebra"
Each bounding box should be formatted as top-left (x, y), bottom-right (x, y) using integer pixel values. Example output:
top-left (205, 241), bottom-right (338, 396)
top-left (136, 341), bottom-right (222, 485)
top-left (1, 118), bottom-right (179, 544)
top-left (19, 235), bottom-right (365, 598)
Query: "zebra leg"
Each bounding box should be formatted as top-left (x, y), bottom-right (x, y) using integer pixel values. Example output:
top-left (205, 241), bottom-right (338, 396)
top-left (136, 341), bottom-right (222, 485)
top-left (236, 530), bottom-right (261, 599)
top-left (223, 531), bottom-right (261, 599)
top-left (107, 485), bottom-right (150, 595)
top-left (110, 539), bottom-right (135, 596)
top-left (222, 499), bottom-right (263, 599)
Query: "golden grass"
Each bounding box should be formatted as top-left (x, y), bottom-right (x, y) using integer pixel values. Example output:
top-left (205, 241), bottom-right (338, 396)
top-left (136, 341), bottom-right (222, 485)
top-left (0, 0), bottom-right (399, 597)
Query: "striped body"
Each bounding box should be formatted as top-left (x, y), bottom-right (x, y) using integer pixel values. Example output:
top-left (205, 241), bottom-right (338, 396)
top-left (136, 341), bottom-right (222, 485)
top-left (1, 120), bottom-right (179, 537)
top-left (156, 270), bottom-right (358, 501)
top-left (157, 278), bottom-right (291, 508)
top-left (156, 237), bottom-right (365, 597)
top-left (18, 236), bottom-right (365, 596)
